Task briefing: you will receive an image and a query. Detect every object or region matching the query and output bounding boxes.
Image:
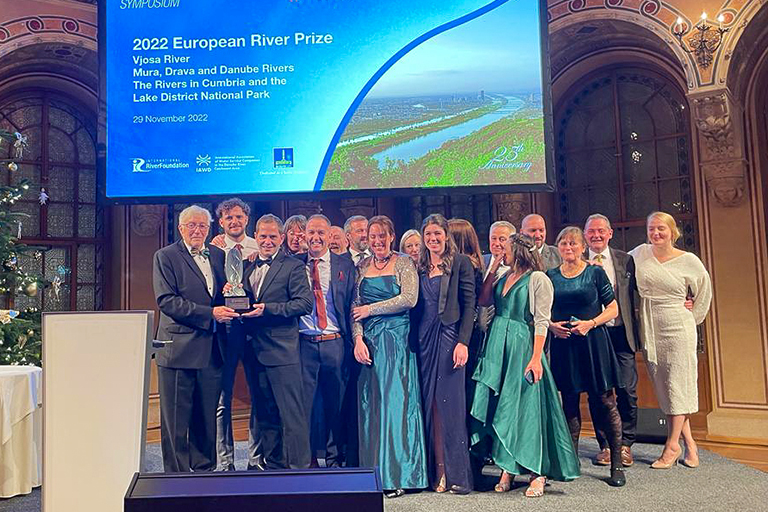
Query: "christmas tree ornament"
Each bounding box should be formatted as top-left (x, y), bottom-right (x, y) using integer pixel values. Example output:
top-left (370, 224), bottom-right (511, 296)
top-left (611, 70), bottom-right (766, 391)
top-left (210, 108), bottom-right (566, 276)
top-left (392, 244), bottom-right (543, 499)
top-left (38, 188), bottom-right (49, 205)
top-left (57, 264), bottom-right (71, 277)
top-left (24, 281), bottom-right (38, 297)
top-left (33, 251), bottom-right (42, 260)
top-left (52, 275), bottom-right (62, 299)
top-left (17, 221), bottom-right (21, 239)
top-left (13, 132), bottom-right (28, 159)
top-left (7, 162), bottom-right (17, 172)
top-left (27, 329), bottom-right (34, 336)
top-left (17, 334), bottom-right (27, 348)
top-left (0, 309), bottom-right (20, 324)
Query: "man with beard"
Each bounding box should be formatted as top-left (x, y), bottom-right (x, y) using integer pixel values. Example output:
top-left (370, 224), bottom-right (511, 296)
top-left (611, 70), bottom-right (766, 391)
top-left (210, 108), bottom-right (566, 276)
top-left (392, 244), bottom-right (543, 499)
top-left (343, 215), bottom-right (370, 266)
top-left (212, 198), bottom-right (264, 471)
top-left (521, 213), bottom-right (561, 270)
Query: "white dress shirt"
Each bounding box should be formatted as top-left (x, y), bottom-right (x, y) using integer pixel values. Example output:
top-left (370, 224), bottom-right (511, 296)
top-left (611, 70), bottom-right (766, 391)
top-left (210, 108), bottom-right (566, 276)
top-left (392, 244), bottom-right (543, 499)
top-left (249, 254), bottom-right (273, 298)
top-left (300, 250), bottom-right (340, 335)
top-left (222, 234), bottom-right (259, 259)
top-left (349, 248), bottom-right (371, 267)
top-left (589, 247), bottom-right (621, 327)
top-left (484, 254), bottom-right (510, 281)
top-left (184, 241), bottom-right (214, 296)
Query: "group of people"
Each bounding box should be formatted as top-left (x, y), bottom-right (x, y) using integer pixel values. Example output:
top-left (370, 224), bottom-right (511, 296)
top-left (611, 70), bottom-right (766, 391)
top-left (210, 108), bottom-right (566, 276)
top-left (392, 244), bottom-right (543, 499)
top-left (152, 199), bottom-right (712, 499)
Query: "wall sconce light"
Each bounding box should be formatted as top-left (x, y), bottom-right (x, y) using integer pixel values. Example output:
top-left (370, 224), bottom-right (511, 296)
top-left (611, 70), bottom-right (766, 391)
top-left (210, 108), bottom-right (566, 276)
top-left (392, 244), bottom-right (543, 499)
top-left (673, 12), bottom-right (729, 69)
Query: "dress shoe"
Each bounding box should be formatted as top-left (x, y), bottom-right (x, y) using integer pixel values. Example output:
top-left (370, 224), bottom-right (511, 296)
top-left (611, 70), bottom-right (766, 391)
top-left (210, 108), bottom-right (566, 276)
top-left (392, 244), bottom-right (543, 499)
top-left (594, 448), bottom-right (611, 466)
top-left (247, 462), bottom-right (267, 471)
top-left (621, 446), bottom-right (634, 467)
top-left (385, 489), bottom-right (405, 499)
top-left (608, 467), bottom-right (626, 487)
top-left (681, 456), bottom-right (699, 468)
top-left (650, 447), bottom-right (682, 469)
top-left (219, 464), bottom-right (236, 472)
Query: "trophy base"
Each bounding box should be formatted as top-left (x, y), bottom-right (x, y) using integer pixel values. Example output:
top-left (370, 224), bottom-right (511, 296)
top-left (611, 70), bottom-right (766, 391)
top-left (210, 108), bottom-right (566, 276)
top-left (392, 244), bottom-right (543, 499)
top-left (225, 297), bottom-right (251, 312)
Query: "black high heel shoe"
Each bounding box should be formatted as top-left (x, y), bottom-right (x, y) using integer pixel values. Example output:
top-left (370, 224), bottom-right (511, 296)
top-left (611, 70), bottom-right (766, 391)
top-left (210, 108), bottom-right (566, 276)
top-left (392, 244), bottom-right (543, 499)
top-left (608, 467), bottom-right (626, 487)
top-left (385, 489), bottom-right (405, 499)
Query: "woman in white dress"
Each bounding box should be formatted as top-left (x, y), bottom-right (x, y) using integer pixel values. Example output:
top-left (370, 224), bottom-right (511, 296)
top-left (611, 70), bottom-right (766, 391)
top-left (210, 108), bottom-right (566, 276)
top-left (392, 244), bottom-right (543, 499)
top-left (629, 212), bottom-right (712, 469)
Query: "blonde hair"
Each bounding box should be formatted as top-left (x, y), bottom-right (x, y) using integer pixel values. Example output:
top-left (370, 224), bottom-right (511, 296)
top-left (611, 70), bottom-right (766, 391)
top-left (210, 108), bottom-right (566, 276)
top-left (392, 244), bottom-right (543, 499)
top-left (399, 229), bottom-right (421, 253)
top-left (647, 211), bottom-right (682, 244)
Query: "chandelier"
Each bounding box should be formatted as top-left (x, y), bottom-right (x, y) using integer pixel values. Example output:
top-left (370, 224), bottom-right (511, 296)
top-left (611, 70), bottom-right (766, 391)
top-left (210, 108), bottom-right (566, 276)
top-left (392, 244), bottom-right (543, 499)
top-left (673, 13), bottom-right (729, 69)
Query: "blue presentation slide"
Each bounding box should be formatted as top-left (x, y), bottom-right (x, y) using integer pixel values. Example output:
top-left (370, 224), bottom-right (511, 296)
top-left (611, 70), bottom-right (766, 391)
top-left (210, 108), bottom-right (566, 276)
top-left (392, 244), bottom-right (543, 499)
top-left (105, 0), bottom-right (548, 198)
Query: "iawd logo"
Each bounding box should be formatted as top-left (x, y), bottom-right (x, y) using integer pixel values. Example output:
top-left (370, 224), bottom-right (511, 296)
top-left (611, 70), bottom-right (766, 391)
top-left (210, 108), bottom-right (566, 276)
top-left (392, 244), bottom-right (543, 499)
top-left (273, 148), bottom-right (294, 168)
top-left (132, 158), bottom-right (148, 172)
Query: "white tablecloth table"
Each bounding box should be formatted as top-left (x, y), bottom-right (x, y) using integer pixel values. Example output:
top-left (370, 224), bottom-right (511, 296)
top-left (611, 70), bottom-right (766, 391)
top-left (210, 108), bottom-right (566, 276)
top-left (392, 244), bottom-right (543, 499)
top-left (0, 365), bottom-right (42, 498)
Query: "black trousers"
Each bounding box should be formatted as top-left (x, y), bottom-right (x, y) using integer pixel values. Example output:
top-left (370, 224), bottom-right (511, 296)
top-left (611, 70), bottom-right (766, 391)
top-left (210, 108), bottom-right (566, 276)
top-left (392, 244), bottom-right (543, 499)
top-left (299, 336), bottom-right (346, 467)
top-left (589, 325), bottom-right (638, 448)
top-left (216, 319), bottom-right (264, 469)
top-left (340, 360), bottom-right (361, 467)
top-left (252, 358), bottom-right (311, 469)
top-left (157, 349), bottom-right (222, 473)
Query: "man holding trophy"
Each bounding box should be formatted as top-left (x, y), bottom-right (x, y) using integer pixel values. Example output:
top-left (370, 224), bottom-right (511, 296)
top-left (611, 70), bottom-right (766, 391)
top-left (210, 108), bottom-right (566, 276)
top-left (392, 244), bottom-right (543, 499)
top-left (211, 199), bottom-right (264, 471)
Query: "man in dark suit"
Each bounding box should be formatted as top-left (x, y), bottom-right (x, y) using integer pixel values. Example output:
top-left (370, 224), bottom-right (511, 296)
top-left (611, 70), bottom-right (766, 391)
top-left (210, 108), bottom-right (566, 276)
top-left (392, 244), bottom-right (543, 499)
top-left (242, 214), bottom-right (314, 469)
top-left (298, 214), bottom-right (356, 467)
top-left (343, 215), bottom-right (370, 266)
top-left (153, 205), bottom-right (239, 472)
top-left (479, 220), bottom-right (514, 333)
top-left (584, 213), bottom-right (640, 467)
top-left (521, 213), bottom-right (561, 270)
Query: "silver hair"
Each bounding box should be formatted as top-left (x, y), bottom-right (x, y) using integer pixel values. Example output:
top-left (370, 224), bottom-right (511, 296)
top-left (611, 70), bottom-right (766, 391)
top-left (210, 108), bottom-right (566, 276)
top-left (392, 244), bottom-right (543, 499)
top-left (584, 213), bottom-right (612, 230)
top-left (343, 215), bottom-right (368, 233)
top-left (179, 205), bottom-right (212, 225)
top-left (399, 229), bottom-right (421, 252)
top-left (284, 214), bottom-right (307, 232)
top-left (490, 220), bottom-right (516, 234)
top-left (307, 213), bottom-right (331, 227)
top-left (256, 214), bottom-right (285, 235)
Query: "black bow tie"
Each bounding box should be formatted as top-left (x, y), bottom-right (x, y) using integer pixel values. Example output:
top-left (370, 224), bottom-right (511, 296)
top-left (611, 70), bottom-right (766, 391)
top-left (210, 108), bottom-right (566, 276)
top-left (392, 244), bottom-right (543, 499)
top-left (256, 256), bottom-right (274, 267)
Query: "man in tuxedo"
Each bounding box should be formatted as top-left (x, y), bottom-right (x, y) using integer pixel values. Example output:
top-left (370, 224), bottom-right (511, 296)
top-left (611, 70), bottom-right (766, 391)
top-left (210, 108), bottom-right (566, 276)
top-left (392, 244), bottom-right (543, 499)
top-left (584, 213), bottom-right (639, 467)
top-left (153, 205), bottom-right (239, 472)
top-left (521, 213), bottom-right (561, 270)
top-left (242, 214), bottom-right (313, 469)
top-left (329, 225), bottom-right (349, 255)
top-left (298, 214), bottom-right (356, 467)
top-left (212, 198), bottom-right (264, 471)
top-left (344, 215), bottom-right (370, 266)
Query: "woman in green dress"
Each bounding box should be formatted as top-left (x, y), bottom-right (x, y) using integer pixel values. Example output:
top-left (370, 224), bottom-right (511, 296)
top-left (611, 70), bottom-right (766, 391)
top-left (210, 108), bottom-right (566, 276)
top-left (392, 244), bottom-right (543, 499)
top-left (351, 215), bottom-right (427, 498)
top-left (471, 234), bottom-right (580, 497)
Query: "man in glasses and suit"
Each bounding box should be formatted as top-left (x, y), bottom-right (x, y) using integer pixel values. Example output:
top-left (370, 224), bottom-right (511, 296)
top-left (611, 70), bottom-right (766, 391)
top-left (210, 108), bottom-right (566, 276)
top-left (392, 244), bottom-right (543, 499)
top-left (153, 205), bottom-right (239, 472)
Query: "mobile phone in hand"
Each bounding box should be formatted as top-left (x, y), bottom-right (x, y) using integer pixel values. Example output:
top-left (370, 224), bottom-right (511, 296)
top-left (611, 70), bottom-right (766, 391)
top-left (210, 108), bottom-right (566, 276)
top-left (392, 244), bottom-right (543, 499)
top-left (524, 369), bottom-right (535, 385)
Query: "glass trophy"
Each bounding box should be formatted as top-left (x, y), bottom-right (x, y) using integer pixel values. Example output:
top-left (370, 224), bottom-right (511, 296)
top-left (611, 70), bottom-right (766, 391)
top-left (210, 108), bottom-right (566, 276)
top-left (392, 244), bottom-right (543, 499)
top-left (224, 247), bottom-right (250, 311)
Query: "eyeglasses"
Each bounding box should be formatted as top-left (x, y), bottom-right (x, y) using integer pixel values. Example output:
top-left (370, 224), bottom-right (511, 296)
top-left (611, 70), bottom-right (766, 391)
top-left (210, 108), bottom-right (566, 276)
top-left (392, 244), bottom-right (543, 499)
top-left (183, 223), bottom-right (210, 232)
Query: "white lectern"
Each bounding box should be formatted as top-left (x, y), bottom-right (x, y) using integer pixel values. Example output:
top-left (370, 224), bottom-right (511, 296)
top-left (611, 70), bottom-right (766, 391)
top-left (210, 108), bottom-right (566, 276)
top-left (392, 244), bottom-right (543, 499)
top-left (42, 311), bottom-right (154, 512)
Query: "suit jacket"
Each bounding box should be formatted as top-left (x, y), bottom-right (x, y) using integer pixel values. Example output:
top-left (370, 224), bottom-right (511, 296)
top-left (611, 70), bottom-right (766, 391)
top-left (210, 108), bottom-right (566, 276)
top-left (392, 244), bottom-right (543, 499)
top-left (299, 251), bottom-right (357, 347)
top-left (540, 244), bottom-right (562, 271)
top-left (242, 250), bottom-right (314, 366)
top-left (153, 240), bottom-right (226, 369)
top-left (608, 247), bottom-right (640, 352)
top-left (411, 254), bottom-right (476, 345)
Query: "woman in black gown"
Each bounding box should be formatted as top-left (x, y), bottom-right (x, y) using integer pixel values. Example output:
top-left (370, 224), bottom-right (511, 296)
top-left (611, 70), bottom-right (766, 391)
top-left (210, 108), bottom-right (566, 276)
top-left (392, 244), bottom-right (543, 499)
top-left (547, 226), bottom-right (626, 487)
top-left (411, 214), bottom-right (476, 493)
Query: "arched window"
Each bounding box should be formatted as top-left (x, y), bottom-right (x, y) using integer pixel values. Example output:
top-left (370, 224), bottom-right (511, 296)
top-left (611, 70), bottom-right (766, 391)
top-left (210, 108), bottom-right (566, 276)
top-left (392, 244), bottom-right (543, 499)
top-left (0, 92), bottom-right (104, 312)
top-left (555, 67), bottom-right (697, 251)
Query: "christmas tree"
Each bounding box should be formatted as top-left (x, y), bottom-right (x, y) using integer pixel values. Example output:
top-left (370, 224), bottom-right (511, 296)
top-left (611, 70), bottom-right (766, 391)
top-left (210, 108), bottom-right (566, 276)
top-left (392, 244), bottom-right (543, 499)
top-left (0, 128), bottom-right (43, 366)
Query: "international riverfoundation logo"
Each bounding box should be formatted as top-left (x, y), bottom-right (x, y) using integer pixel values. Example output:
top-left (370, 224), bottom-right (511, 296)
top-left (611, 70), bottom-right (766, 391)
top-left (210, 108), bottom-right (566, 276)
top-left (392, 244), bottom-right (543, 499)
top-left (132, 158), bottom-right (148, 172)
top-left (274, 148), bottom-right (294, 168)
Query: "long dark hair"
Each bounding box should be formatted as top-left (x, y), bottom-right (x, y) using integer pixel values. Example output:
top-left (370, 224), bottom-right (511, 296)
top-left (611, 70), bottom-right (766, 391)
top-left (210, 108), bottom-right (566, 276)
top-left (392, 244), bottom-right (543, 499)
top-left (448, 218), bottom-right (485, 273)
top-left (418, 214), bottom-right (457, 274)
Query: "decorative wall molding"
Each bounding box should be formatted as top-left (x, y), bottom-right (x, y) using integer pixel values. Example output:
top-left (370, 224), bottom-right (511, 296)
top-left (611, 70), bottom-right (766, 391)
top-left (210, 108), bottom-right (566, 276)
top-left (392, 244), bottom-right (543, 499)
top-left (691, 89), bottom-right (748, 207)
top-left (339, 198), bottom-right (375, 219)
top-left (130, 205), bottom-right (166, 237)
top-left (0, 15), bottom-right (97, 58)
top-left (493, 193), bottom-right (530, 227)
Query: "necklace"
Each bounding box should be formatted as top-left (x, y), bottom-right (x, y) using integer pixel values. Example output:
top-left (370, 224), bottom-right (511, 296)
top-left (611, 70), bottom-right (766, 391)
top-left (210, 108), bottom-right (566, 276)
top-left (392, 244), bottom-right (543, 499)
top-left (373, 252), bottom-right (392, 270)
top-left (561, 261), bottom-right (586, 278)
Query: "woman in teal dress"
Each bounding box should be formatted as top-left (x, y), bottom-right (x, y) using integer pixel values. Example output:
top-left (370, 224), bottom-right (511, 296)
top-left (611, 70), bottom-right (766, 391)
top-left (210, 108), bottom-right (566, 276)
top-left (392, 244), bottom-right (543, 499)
top-left (470, 234), bottom-right (580, 498)
top-left (351, 215), bottom-right (427, 498)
